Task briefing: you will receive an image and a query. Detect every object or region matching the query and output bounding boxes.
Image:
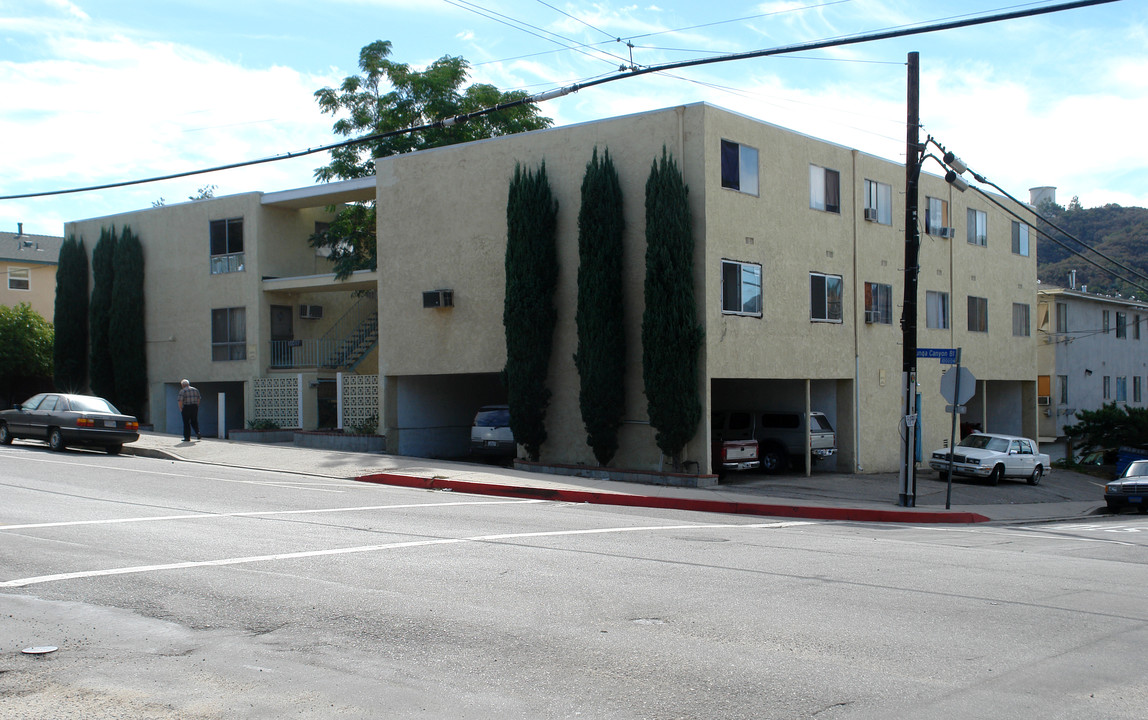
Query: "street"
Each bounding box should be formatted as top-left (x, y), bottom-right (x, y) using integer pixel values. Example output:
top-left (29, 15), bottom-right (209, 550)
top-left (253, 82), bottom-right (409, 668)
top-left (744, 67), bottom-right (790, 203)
top-left (2, 445), bottom-right (1146, 719)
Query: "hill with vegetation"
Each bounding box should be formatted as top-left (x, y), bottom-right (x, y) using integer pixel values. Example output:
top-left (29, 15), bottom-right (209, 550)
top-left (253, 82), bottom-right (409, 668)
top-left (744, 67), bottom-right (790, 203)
top-left (1036, 198), bottom-right (1148, 299)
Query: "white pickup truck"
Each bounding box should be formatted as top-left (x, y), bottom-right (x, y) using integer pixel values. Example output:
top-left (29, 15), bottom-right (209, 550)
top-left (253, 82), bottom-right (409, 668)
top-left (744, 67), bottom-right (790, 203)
top-left (929, 432), bottom-right (1050, 486)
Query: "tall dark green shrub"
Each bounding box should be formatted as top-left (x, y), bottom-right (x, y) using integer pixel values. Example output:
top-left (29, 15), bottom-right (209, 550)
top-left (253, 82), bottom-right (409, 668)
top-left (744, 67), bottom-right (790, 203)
top-left (642, 147), bottom-right (703, 468)
top-left (89, 227), bottom-right (117, 400)
top-left (109, 226), bottom-right (147, 417)
top-left (574, 147), bottom-right (626, 466)
top-left (53, 235), bottom-right (88, 392)
top-left (504, 161), bottom-right (558, 462)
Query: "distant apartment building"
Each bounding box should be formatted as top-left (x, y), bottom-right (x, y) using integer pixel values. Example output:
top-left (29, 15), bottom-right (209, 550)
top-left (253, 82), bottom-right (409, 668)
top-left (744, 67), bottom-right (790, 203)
top-left (1, 224), bottom-right (63, 319)
top-left (1037, 286), bottom-right (1148, 457)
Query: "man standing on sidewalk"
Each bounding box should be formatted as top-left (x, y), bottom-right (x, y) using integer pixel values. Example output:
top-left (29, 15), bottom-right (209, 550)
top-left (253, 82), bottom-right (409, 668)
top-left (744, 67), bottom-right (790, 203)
top-left (177, 379), bottom-right (202, 441)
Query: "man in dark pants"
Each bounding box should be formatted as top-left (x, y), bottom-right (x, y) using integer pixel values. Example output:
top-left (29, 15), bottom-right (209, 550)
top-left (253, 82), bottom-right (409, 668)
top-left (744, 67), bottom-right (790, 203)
top-left (177, 379), bottom-right (202, 441)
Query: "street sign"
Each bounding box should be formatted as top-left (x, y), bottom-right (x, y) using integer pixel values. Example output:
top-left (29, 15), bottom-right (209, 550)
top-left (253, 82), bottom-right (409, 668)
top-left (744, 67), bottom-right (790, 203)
top-left (917, 347), bottom-right (958, 364)
top-left (940, 366), bottom-right (976, 405)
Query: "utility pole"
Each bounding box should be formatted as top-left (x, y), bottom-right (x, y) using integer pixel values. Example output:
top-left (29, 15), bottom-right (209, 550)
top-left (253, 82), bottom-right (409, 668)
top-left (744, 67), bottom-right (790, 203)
top-left (898, 52), bottom-right (921, 507)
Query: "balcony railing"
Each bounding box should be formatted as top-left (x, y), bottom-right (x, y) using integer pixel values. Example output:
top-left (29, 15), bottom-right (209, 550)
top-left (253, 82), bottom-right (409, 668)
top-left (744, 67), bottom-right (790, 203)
top-left (269, 294), bottom-right (378, 370)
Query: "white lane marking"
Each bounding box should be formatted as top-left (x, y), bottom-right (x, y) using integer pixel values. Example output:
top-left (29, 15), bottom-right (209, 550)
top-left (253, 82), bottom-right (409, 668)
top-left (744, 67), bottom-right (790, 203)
top-left (915, 525), bottom-right (1138, 547)
top-left (0, 499), bottom-right (545, 531)
top-left (0, 521), bottom-right (811, 588)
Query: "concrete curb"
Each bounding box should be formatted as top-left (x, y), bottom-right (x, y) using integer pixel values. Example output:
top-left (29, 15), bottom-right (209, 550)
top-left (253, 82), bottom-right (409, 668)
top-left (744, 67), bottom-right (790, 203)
top-left (355, 472), bottom-right (992, 524)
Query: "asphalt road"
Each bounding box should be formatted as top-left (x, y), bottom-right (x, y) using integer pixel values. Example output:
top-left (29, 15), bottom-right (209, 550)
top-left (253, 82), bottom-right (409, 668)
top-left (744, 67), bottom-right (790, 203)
top-left (2, 446), bottom-right (1146, 719)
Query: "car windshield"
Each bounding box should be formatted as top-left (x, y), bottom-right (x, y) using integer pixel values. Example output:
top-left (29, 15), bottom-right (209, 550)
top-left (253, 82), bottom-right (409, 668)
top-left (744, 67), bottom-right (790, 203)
top-left (474, 408), bottom-right (510, 428)
top-left (68, 396), bottom-right (120, 414)
top-left (959, 435), bottom-right (1010, 453)
top-left (1122, 460), bottom-right (1148, 478)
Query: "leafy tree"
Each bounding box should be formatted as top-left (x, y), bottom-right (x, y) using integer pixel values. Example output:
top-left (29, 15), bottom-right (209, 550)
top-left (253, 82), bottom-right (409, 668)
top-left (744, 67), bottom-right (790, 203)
top-left (504, 162), bottom-right (558, 462)
top-left (642, 147), bottom-right (703, 469)
top-left (1064, 402), bottom-right (1148, 452)
top-left (109, 226), bottom-right (147, 417)
top-left (574, 147), bottom-right (626, 466)
top-left (53, 235), bottom-right (88, 392)
top-left (0, 303), bottom-right (54, 407)
top-left (310, 40), bottom-right (553, 278)
top-left (89, 226), bottom-right (117, 400)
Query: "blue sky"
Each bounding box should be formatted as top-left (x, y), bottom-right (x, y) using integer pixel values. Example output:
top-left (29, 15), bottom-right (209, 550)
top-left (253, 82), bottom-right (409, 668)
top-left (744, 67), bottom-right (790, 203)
top-left (2, 0), bottom-right (1144, 237)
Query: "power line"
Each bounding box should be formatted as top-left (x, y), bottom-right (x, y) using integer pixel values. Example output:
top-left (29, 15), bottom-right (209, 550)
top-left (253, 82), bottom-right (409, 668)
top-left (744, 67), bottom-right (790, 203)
top-left (0, 0), bottom-right (1120, 202)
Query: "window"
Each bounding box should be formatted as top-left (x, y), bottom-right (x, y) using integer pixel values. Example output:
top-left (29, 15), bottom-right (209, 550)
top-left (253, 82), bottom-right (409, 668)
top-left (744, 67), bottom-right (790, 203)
top-left (809, 165), bottom-right (840, 213)
top-left (1136, 315), bottom-right (1142, 340)
top-left (926, 196), bottom-right (950, 236)
top-left (1102, 310), bottom-right (1111, 334)
top-left (721, 260), bottom-right (762, 316)
top-left (1135, 376), bottom-right (1143, 403)
top-left (7, 267), bottom-right (30, 290)
top-left (720, 140), bottom-right (759, 195)
top-left (864, 282), bottom-right (893, 324)
top-left (1012, 303), bottom-right (1030, 337)
top-left (1058, 375), bottom-right (1068, 405)
top-left (863, 179), bottom-right (892, 224)
top-left (1117, 377), bottom-right (1128, 402)
top-left (211, 307), bottom-right (246, 361)
top-left (926, 290), bottom-right (950, 329)
top-left (967, 296), bottom-right (988, 333)
top-left (966, 208), bottom-right (987, 246)
top-left (1103, 375), bottom-right (1111, 400)
top-left (1011, 221), bottom-right (1030, 256)
top-left (810, 272), bottom-right (843, 322)
top-left (209, 218), bottom-right (245, 274)
top-left (1056, 302), bottom-right (1068, 333)
top-left (1117, 312), bottom-right (1127, 338)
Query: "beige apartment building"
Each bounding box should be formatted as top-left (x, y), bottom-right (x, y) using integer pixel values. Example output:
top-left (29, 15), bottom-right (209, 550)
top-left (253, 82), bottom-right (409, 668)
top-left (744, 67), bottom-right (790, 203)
top-left (1, 226), bottom-right (63, 319)
top-left (64, 102), bottom-right (1038, 474)
top-left (375, 103), bottom-right (1039, 474)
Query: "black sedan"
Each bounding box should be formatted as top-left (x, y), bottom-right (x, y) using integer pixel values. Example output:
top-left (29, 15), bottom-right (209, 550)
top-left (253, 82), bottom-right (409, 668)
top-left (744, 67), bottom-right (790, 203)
top-left (0, 393), bottom-right (139, 454)
top-left (1104, 460), bottom-right (1148, 513)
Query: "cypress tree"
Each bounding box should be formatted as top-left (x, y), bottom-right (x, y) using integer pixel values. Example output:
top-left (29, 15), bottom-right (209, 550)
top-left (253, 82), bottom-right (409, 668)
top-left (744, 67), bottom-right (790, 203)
top-left (53, 235), bottom-right (88, 392)
top-left (89, 226), bottom-right (117, 401)
top-left (574, 147), bottom-right (626, 466)
top-left (503, 161), bottom-right (558, 461)
top-left (642, 147), bottom-right (703, 468)
top-left (109, 226), bottom-right (147, 417)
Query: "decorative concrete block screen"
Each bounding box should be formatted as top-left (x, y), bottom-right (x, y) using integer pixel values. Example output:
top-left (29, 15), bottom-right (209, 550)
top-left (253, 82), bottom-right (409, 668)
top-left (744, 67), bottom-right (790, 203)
top-left (253, 375), bottom-right (301, 428)
top-left (342, 374), bottom-right (379, 432)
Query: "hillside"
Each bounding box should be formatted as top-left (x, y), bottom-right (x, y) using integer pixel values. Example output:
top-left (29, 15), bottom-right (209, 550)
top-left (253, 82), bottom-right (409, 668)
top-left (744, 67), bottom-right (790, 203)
top-left (1036, 201), bottom-right (1148, 298)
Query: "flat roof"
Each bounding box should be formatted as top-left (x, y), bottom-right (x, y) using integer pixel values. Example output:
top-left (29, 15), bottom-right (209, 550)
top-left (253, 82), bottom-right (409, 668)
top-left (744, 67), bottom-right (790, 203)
top-left (261, 176), bottom-right (376, 209)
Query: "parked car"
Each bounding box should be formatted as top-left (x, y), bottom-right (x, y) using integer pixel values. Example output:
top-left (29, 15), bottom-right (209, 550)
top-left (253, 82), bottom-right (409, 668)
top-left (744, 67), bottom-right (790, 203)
top-left (470, 405), bottom-right (516, 459)
top-left (929, 432), bottom-right (1049, 485)
top-left (1104, 461), bottom-right (1148, 512)
top-left (710, 433), bottom-right (760, 477)
top-left (0, 393), bottom-right (139, 454)
top-left (712, 409), bottom-right (836, 473)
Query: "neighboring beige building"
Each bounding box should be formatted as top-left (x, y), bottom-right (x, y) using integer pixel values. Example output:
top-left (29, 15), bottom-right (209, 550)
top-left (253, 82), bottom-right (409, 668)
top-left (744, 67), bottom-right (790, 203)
top-left (1036, 285), bottom-right (1148, 458)
top-left (1, 225), bottom-right (63, 319)
top-left (65, 178), bottom-right (379, 435)
top-left (374, 103), bottom-right (1040, 474)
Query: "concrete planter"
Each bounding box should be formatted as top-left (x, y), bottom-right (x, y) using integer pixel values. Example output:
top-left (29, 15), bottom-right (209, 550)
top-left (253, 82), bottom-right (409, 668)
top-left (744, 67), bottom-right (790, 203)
top-left (293, 431), bottom-right (386, 453)
top-left (228, 428), bottom-right (297, 444)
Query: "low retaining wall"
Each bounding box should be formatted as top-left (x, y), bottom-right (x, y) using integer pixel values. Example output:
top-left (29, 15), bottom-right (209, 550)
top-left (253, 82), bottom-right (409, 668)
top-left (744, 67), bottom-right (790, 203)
top-left (294, 431), bottom-right (386, 453)
top-left (514, 459), bottom-right (719, 488)
top-left (227, 429), bottom-right (297, 444)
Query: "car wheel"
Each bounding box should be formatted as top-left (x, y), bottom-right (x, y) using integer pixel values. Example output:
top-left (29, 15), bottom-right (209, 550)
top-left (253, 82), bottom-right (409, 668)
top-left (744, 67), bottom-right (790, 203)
top-left (1027, 465), bottom-right (1043, 486)
top-left (106, 443), bottom-right (122, 456)
top-left (760, 445), bottom-right (787, 474)
top-left (0, 422), bottom-right (11, 445)
top-left (987, 464), bottom-right (1003, 486)
top-left (48, 428), bottom-right (66, 452)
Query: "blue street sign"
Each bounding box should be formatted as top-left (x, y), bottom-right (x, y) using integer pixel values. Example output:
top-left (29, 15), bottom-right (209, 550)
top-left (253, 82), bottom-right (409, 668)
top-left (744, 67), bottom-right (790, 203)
top-left (917, 347), bottom-right (958, 364)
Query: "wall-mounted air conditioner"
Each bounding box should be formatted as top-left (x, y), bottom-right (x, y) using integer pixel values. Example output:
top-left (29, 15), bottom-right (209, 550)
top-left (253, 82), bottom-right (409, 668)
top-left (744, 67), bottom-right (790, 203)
top-left (863, 208), bottom-right (879, 222)
top-left (1037, 395), bottom-right (1050, 406)
top-left (423, 289), bottom-right (454, 309)
top-left (299, 304), bottom-right (324, 320)
top-left (939, 227), bottom-right (956, 239)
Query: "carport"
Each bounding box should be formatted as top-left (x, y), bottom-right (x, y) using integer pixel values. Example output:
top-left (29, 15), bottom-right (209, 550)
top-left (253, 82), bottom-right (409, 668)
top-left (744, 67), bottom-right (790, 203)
top-left (381, 373), bottom-right (506, 459)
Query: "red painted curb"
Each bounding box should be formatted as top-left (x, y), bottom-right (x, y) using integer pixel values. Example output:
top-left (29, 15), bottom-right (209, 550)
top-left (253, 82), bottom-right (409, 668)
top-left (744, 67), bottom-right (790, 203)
top-left (355, 473), bottom-right (990, 524)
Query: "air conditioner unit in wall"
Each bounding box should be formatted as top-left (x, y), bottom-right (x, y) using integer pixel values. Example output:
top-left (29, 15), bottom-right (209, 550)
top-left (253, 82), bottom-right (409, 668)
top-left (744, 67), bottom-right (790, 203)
top-left (299, 304), bottom-right (324, 320)
top-left (863, 208), bottom-right (879, 222)
top-left (422, 289), bottom-right (454, 309)
top-left (1037, 395), bottom-right (1051, 406)
top-left (939, 227), bottom-right (956, 239)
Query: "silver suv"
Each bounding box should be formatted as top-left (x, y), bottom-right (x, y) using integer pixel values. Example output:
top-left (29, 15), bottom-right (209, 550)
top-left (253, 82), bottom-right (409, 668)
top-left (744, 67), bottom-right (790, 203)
top-left (470, 405), bottom-right (516, 458)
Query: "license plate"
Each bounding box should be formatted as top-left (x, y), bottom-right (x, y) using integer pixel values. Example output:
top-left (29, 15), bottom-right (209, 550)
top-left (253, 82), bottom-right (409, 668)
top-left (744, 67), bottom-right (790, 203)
top-left (104, 420), bottom-right (116, 428)
top-left (1130, 496), bottom-right (1143, 504)
top-left (486, 440), bottom-right (498, 447)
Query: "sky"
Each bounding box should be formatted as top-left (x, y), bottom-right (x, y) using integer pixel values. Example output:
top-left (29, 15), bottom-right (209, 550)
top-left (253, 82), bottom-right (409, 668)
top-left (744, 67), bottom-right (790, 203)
top-left (2, 0), bottom-right (1145, 237)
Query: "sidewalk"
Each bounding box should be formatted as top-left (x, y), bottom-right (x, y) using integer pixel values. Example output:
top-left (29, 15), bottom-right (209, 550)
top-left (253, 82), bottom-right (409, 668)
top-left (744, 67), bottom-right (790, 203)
top-left (123, 432), bottom-right (1108, 525)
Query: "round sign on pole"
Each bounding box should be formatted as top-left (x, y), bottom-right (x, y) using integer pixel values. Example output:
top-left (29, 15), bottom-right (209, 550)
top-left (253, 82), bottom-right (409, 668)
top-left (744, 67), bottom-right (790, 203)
top-left (939, 366), bottom-right (976, 405)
